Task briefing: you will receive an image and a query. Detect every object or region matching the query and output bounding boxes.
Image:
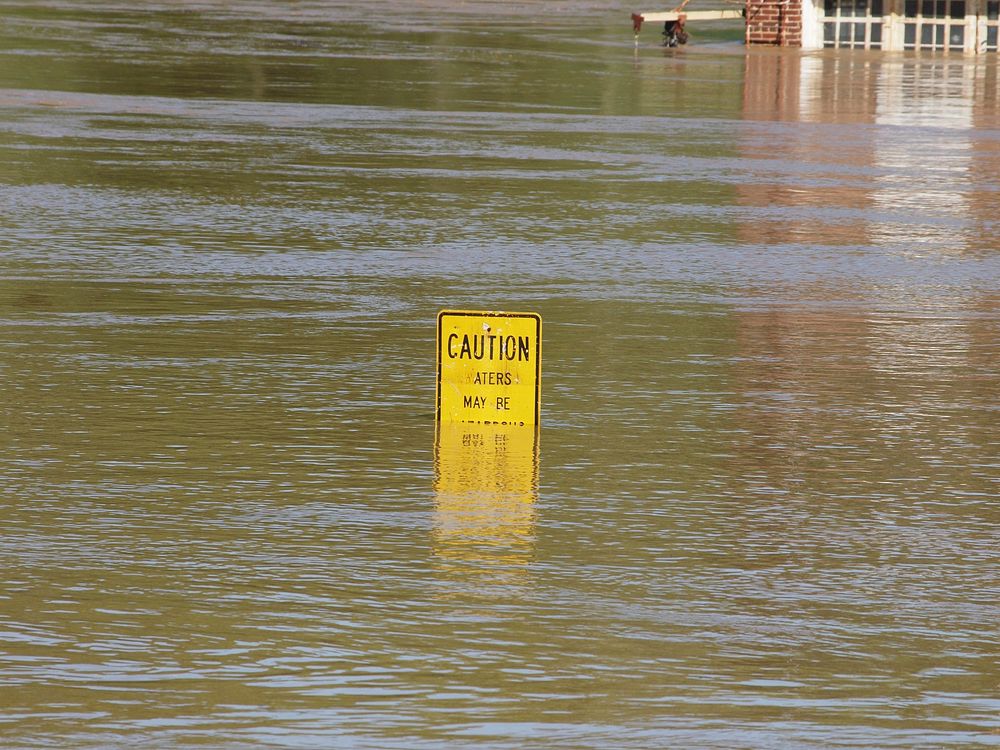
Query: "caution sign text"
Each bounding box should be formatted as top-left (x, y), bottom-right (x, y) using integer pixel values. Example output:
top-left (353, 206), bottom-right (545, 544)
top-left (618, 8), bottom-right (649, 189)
top-left (436, 310), bottom-right (541, 425)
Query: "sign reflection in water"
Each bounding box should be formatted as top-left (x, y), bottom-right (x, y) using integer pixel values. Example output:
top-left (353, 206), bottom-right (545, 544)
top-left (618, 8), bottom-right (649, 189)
top-left (433, 423), bottom-right (539, 590)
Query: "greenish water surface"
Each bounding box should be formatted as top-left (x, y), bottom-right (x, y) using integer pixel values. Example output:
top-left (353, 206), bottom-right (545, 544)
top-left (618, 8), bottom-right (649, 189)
top-left (1, 2), bottom-right (998, 748)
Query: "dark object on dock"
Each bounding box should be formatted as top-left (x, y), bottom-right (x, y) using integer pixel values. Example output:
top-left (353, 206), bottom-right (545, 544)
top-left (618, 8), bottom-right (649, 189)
top-left (662, 17), bottom-right (689, 45)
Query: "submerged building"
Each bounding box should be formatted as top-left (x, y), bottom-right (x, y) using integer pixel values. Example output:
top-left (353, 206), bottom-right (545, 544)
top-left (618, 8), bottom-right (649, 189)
top-left (746, 0), bottom-right (1000, 51)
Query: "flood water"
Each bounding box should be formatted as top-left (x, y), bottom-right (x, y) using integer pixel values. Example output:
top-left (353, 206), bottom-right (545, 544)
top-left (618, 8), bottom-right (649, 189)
top-left (1, 1), bottom-right (999, 748)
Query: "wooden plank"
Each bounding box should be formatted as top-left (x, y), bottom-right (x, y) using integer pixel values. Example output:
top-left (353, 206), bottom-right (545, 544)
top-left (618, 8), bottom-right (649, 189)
top-left (638, 9), bottom-right (744, 21)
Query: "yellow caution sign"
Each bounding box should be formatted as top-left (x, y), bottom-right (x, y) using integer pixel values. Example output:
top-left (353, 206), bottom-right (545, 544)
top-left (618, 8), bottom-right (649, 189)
top-left (436, 310), bottom-right (541, 425)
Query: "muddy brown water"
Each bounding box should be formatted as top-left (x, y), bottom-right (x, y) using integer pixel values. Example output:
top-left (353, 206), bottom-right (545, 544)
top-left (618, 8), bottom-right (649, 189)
top-left (1, 2), bottom-right (998, 748)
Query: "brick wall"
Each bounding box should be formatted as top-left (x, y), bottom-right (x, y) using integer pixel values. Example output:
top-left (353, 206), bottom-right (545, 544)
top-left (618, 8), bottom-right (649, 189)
top-left (745, 0), bottom-right (803, 46)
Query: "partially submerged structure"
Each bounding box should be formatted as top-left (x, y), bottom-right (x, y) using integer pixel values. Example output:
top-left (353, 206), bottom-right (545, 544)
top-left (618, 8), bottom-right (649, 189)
top-left (633, 0), bottom-right (1000, 51)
